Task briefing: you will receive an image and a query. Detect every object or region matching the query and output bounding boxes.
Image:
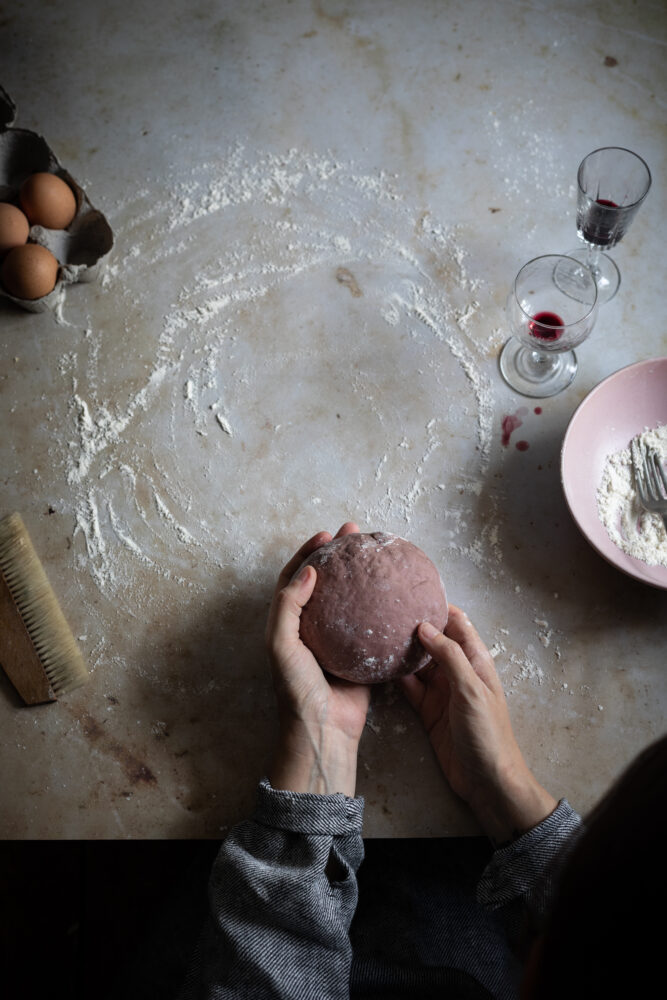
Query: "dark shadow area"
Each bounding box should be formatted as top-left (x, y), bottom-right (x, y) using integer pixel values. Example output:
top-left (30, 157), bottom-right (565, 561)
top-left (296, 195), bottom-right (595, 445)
top-left (0, 836), bottom-right (492, 999)
top-left (0, 839), bottom-right (218, 999)
top-left (38, 576), bottom-right (279, 842)
top-left (123, 580), bottom-right (278, 838)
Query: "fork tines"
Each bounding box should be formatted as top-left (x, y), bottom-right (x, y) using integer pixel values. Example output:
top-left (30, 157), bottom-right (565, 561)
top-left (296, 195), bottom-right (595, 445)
top-left (648, 447), bottom-right (667, 500)
top-left (631, 438), bottom-right (667, 521)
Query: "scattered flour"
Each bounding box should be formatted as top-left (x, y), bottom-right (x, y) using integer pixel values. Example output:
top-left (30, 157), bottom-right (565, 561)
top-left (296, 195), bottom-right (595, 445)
top-left (47, 142), bottom-right (554, 695)
top-left (508, 653), bottom-right (545, 687)
top-left (597, 424), bottom-right (667, 567)
top-left (484, 102), bottom-right (571, 208)
top-left (61, 146), bottom-right (503, 600)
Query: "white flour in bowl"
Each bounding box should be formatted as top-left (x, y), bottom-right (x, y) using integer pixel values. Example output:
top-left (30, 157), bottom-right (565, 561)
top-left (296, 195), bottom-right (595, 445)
top-left (596, 424), bottom-right (667, 567)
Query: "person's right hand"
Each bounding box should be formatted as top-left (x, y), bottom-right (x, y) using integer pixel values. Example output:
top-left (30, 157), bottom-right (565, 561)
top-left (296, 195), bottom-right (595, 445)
top-left (401, 606), bottom-right (557, 846)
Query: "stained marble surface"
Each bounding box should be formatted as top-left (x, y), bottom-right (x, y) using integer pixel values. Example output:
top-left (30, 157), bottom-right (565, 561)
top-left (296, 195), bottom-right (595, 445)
top-left (0, 0), bottom-right (665, 838)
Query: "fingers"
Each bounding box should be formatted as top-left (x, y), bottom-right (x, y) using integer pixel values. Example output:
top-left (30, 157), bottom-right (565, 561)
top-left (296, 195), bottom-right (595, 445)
top-left (416, 621), bottom-right (480, 694)
top-left (334, 521), bottom-right (360, 538)
top-left (267, 564), bottom-right (317, 657)
top-left (412, 607), bottom-right (502, 697)
top-left (444, 605), bottom-right (485, 650)
top-left (274, 531), bottom-right (332, 593)
top-left (275, 522), bottom-right (360, 593)
top-left (400, 669), bottom-right (431, 712)
top-left (442, 606), bottom-right (502, 691)
top-left (269, 522), bottom-right (361, 660)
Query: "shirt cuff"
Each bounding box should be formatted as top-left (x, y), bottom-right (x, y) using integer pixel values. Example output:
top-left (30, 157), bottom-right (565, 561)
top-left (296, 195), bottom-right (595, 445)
top-left (477, 798), bottom-right (583, 908)
top-left (253, 777), bottom-right (365, 836)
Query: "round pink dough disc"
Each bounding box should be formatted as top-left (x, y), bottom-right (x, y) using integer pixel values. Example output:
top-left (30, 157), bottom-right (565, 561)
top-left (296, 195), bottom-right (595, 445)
top-left (299, 532), bottom-right (448, 684)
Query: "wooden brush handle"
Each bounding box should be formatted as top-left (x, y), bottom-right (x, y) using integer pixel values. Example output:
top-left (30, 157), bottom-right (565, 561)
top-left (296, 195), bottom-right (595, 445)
top-left (0, 570), bottom-right (56, 704)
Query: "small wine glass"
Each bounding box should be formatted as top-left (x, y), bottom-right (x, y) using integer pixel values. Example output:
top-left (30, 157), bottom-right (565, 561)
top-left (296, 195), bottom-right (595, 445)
top-left (566, 147), bottom-right (651, 304)
top-left (499, 254), bottom-right (598, 398)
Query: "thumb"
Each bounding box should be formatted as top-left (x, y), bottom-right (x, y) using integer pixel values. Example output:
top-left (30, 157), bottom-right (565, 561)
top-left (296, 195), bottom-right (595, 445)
top-left (417, 621), bottom-right (479, 695)
top-left (267, 564), bottom-right (317, 654)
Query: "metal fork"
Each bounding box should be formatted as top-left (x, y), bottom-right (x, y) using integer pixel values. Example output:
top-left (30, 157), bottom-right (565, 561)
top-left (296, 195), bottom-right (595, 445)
top-left (631, 439), bottom-right (667, 531)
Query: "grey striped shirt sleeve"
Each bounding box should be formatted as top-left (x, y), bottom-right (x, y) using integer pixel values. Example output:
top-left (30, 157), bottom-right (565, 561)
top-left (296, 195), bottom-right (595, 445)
top-left (181, 784), bottom-right (581, 999)
top-left (180, 777), bottom-right (365, 999)
top-left (477, 798), bottom-right (582, 914)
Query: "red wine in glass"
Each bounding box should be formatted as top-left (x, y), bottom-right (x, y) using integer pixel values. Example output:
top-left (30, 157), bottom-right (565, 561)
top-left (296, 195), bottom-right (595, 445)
top-left (579, 197), bottom-right (622, 247)
top-left (569, 148), bottom-right (652, 303)
top-left (529, 311), bottom-right (564, 342)
top-left (500, 254), bottom-right (598, 397)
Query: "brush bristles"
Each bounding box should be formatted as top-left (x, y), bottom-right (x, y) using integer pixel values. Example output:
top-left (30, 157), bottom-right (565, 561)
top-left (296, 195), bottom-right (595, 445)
top-left (0, 513), bottom-right (87, 695)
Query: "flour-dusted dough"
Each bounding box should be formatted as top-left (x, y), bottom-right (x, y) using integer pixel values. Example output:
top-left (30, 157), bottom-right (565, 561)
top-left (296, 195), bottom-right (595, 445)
top-left (299, 532), bottom-right (448, 684)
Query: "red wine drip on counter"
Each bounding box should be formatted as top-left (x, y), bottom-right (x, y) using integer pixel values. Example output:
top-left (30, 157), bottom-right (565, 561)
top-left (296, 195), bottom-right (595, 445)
top-left (529, 311), bottom-right (564, 342)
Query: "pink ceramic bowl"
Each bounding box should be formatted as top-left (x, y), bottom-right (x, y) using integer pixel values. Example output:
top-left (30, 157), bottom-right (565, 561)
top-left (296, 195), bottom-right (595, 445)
top-left (561, 358), bottom-right (667, 589)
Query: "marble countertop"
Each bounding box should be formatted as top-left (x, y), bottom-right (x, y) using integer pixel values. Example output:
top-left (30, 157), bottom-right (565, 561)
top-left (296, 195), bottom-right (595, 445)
top-left (0, 0), bottom-right (665, 838)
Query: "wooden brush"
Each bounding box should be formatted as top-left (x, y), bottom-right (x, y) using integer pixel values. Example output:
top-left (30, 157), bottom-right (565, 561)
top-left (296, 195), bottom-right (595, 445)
top-left (0, 512), bottom-right (87, 704)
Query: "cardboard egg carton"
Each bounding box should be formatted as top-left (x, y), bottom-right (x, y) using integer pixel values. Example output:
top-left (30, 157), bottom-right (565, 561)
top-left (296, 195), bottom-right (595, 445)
top-left (0, 85), bottom-right (113, 312)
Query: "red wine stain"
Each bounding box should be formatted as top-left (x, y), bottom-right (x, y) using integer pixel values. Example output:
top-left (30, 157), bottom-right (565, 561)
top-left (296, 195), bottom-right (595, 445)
top-left (501, 410), bottom-right (529, 446)
top-left (604, 55), bottom-right (618, 67)
top-left (502, 408), bottom-right (531, 449)
top-left (501, 414), bottom-right (521, 446)
top-left (534, 406), bottom-right (542, 415)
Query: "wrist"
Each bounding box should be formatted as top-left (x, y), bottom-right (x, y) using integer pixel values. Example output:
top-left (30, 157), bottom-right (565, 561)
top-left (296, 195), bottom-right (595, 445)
top-left (269, 722), bottom-right (360, 797)
top-left (470, 761), bottom-right (558, 846)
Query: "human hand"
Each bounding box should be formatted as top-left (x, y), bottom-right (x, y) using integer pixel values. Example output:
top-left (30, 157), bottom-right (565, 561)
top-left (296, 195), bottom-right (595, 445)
top-left (265, 521), bottom-right (371, 797)
top-left (401, 607), bottom-right (557, 845)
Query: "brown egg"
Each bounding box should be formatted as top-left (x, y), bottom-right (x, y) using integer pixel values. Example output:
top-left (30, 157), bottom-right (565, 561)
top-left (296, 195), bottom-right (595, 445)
top-left (19, 172), bottom-right (77, 230)
top-left (0, 202), bottom-right (30, 254)
top-left (1, 243), bottom-right (59, 300)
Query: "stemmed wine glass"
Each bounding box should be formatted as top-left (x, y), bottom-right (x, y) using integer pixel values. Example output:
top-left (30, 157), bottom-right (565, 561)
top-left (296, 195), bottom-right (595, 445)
top-left (566, 147), bottom-right (651, 304)
top-left (499, 254), bottom-right (598, 397)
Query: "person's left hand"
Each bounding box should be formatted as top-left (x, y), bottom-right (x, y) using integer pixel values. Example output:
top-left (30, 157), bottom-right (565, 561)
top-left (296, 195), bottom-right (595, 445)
top-left (266, 521), bottom-right (371, 797)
